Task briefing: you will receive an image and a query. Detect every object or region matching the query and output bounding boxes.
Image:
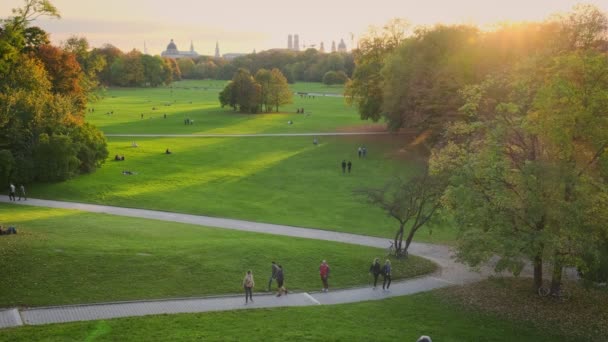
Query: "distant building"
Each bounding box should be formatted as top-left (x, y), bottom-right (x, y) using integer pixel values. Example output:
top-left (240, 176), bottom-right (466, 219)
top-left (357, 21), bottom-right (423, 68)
top-left (338, 38), bottom-right (347, 53)
top-left (331, 40), bottom-right (336, 53)
top-left (294, 34), bottom-right (300, 51)
top-left (215, 41), bottom-right (220, 59)
top-left (161, 39), bottom-right (199, 59)
top-left (288, 35), bottom-right (293, 50)
top-left (222, 53), bottom-right (248, 60)
top-left (319, 42), bottom-right (325, 53)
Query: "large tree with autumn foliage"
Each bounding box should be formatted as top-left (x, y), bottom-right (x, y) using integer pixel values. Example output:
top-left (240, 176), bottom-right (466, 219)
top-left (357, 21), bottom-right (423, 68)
top-left (0, 0), bottom-right (108, 185)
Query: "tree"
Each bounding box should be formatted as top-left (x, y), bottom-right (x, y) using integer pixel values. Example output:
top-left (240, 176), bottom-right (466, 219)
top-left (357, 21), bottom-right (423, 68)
top-left (255, 68), bottom-right (271, 112)
top-left (268, 68), bottom-right (292, 112)
top-left (0, 0), bottom-right (107, 184)
top-left (345, 18), bottom-right (409, 122)
top-left (177, 58), bottom-right (195, 78)
top-left (430, 49), bottom-right (608, 294)
top-left (356, 171), bottom-right (444, 256)
top-left (63, 36), bottom-right (105, 94)
top-left (219, 81), bottom-right (236, 111)
top-left (229, 68), bottom-right (261, 113)
top-left (323, 70), bottom-right (348, 85)
top-left (381, 25), bottom-right (482, 133)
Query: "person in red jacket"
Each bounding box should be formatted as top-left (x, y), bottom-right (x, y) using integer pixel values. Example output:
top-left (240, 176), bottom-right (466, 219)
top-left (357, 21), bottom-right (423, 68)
top-left (319, 260), bottom-right (330, 292)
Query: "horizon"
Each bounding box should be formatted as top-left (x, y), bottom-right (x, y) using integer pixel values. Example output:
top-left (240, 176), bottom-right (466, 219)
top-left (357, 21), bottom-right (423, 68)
top-left (1, 0), bottom-right (607, 56)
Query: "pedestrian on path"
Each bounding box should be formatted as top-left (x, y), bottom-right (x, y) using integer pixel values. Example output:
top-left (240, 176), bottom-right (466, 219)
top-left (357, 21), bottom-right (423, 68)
top-left (319, 260), bottom-right (330, 292)
top-left (276, 265), bottom-right (287, 297)
top-left (268, 261), bottom-right (280, 291)
top-left (369, 258), bottom-right (382, 289)
top-left (341, 160), bottom-right (346, 174)
top-left (383, 259), bottom-right (392, 291)
top-left (358, 146), bottom-right (362, 158)
top-left (8, 183), bottom-right (16, 201)
top-left (243, 270), bottom-right (255, 304)
top-left (347, 161), bottom-right (352, 173)
top-left (18, 184), bottom-right (26, 201)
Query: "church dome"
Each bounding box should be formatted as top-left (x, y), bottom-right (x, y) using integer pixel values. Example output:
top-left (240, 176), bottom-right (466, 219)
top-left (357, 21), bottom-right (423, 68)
top-left (166, 39), bottom-right (178, 51)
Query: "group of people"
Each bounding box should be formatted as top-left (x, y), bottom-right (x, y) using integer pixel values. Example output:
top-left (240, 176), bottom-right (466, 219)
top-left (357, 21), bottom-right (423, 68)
top-left (369, 258), bottom-right (392, 291)
top-left (357, 146), bottom-right (368, 158)
top-left (0, 225), bottom-right (17, 236)
top-left (341, 160), bottom-right (352, 174)
top-left (114, 155), bottom-right (125, 161)
top-left (242, 260), bottom-right (331, 304)
top-left (184, 118), bottom-right (194, 125)
top-left (8, 183), bottom-right (26, 201)
top-left (296, 108), bottom-right (305, 114)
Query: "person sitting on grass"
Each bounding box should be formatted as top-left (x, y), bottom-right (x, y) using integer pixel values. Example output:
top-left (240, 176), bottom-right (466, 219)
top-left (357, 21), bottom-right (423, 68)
top-left (165, 148), bottom-right (172, 154)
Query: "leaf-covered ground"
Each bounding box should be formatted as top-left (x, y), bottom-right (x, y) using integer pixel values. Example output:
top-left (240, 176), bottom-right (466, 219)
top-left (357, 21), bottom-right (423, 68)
top-left (436, 277), bottom-right (608, 342)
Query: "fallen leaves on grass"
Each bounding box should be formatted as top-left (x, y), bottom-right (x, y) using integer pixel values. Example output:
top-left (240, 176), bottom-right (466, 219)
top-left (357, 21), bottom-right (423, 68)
top-left (435, 277), bottom-right (608, 342)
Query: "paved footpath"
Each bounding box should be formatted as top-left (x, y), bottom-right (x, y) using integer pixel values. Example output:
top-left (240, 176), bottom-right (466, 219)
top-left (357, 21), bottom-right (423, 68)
top-left (0, 198), bottom-right (488, 329)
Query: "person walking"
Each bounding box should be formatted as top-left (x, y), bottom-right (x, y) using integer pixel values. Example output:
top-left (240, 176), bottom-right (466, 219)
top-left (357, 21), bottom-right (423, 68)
top-left (242, 270), bottom-right (255, 304)
top-left (268, 261), bottom-right (280, 291)
top-left (357, 146), bottom-right (362, 158)
top-left (18, 184), bottom-right (26, 201)
top-left (369, 258), bottom-right (382, 289)
top-left (319, 260), bottom-right (330, 292)
top-left (8, 183), bottom-right (16, 201)
top-left (276, 265), bottom-right (287, 297)
top-left (347, 161), bottom-right (352, 173)
top-left (341, 160), bottom-right (346, 174)
top-left (362, 146), bottom-right (367, 158)
top-left (382, 259), bottom-right (392, 291)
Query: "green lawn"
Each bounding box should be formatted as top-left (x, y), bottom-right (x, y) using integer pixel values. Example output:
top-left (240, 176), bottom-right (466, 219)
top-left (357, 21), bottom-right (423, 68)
top-left (30, 136), bottom-right (454, 243)
top-left (89, 81), bottom-right (358, 134)
top-left (0, 204), bottom-right (436, 307)
top-left (0, 291), bottom-right (574, 342)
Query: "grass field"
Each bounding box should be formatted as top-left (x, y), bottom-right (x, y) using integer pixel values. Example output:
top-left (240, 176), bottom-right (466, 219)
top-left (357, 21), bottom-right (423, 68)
top-left (0, 204), bottom-right (436, 307)
top-left (0, 290), bottom-right (575, 342)
top-left (89, 81), bottom-right (356, 135)
top-left (29, 135), bottom-right (454, 242)
top-left (170, 80), bottom-right (346, 95)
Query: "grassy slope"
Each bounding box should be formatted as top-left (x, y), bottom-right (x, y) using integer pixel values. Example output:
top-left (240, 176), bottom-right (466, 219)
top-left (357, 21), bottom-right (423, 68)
top-left (0, 204), bottom-right (436, 307)
top-left (30, 136), bottom-right (454, 242)
top-left (89, 82), bottom-right (357, 134)
top-left (0, 291), bottom-right (573, 342)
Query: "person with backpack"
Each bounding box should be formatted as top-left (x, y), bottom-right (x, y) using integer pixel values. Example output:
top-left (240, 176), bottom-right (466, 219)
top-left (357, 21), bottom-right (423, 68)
top-left (369, 258), bottom-right (382, 289)
top-left (383, 259), bottom-right (392, 291)
top-left (242, 270), bottom-right (255, 304)
top-left (319, 260), bottom-right (330, 292)
top-left (268, 261), bottom-right (280, 291)
top-left (276, 265), bottom-right (287, 297)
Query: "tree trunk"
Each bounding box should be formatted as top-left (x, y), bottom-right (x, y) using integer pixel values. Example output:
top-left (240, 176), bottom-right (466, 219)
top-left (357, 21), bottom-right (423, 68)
top-left (533, 252), bottom-right (543, 291)
top-left (550, 259), bottom-right (563, 295)
top-left (403, 226), bottom-right (417, 254)
top-left (394, 223), bottom-right (404, 254)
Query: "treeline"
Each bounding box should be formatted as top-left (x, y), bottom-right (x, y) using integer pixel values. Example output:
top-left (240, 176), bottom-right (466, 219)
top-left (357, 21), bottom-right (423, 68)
top-left (219, 68), bottom-right (292, 113)
top-left (88, 44), bottom-right (180, 87)
top-left (178, 49), bottom-right (354, 84)
top-left (0, 1), bottom-right (108, 185)
top-left (348, 8), bottom-right (608, 291)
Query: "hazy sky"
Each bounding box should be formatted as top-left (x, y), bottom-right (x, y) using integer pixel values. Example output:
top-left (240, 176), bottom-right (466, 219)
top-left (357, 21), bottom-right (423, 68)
top-left (1, 0), bottom-right (606, 55)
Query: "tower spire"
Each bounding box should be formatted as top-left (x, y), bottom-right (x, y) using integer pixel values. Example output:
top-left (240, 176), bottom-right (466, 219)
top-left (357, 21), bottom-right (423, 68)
top-left (215, 41), bottom-right (220, 58)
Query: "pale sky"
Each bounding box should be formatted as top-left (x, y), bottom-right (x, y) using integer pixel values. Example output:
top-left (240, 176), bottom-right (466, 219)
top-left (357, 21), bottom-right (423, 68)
top-left (1, 0), bottom-right (606, 56)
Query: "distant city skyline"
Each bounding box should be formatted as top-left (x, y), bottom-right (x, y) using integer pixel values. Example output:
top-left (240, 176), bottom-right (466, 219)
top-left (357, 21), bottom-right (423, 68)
top-left (1, 0), bottom-right (606, 56)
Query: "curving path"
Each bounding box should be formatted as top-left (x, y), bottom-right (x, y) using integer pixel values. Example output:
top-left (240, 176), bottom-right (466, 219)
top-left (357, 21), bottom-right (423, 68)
top-left (0, 197), bottom-right (490, 329)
